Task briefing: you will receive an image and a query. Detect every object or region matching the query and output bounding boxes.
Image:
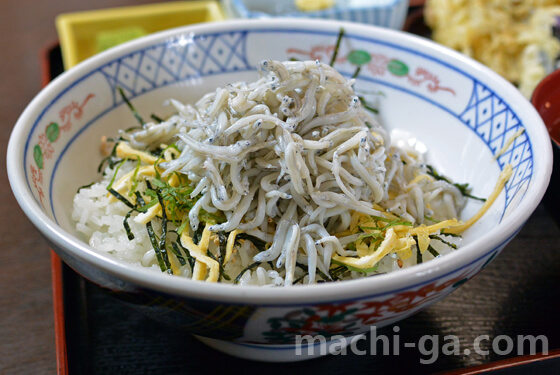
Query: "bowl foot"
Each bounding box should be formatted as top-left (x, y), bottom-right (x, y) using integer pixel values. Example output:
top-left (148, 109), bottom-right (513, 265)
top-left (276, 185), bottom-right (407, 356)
top-left (194, 334), bottom-right (365, 362)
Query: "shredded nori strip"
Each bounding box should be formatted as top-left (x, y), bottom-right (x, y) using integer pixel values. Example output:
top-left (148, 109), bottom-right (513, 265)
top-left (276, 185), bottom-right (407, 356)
top-left (123, 210), bottom-right (135, 240)
top-left (330, 28), bottom-right (345, 67)
top-left (155, 189), bottom-right (168, 255)
top-left (235, 233), bottom-right (268, 252)
top-left (117, 86), bottom-right (144, 126)
top-left (169, 242), bottom-right (187, 267)
top-left (134, 191), bottom-right (145, 206)
top-left (293, 273), bottom-right (308, 284)
top-left (414, 237), bottom-right (423, 264)
top-left (440, 231), bottom-right (462, 238)
top-left (206, 249), bottom-right (218, 262)
top-left (329, 265), bottom-right (349, 280)
top-left (107, 188), bottom-right (135, 209)
top-left (151, 113), bottom-right (164, 123)
top-left (76, 182), bottom-right (94, 193)
top-left (135, 191), bottom-right (171, 273)
top-left (217, 232), bottom-right (230, 281)
top-left (295, 262), bottom-right (330, 282)
top-left (429, 234), bottom-right (457, 249)
top-left (192, 224), bottom-right (205, 245)
top-left (175, 235), bottom-right (196, 270)
top-left (426, 165), bottom-right (486, 202)
top-left (358, 96), bottom-right (379, 114)
top-left (146, 220), bottom-right (170, 273)
top-left (416, 249), bottom-right (423, 264)
top-left (234, 262), bottom-right (260, 284)
top-left (352, 66), bottom-right (362, 79)
top-left (97, 142), bottom-right (119, 173)
top-left (427, 244), bottom-right (440, 258)
top-left (122, 125), bottom-right (143, 133)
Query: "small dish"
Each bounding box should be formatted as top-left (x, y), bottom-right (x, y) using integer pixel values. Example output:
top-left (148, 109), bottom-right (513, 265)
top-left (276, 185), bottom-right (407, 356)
top-left (56, 1), bottom-right (225, 69)
top-left (532, 68), bottom-right (560, 225)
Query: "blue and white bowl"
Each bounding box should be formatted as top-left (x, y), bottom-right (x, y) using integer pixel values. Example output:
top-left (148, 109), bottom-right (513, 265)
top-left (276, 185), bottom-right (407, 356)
top-left (7, 19), bottom-right (552, 361)
top-left (225, 0), bottom-right (409, 30)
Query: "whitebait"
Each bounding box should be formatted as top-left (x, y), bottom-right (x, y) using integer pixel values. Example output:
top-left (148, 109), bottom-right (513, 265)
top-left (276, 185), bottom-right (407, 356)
top-left (76, 60), bottom-right (510, 287)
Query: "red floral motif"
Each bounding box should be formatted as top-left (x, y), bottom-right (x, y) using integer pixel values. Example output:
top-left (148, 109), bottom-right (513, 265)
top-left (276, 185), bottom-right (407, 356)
top-left (407, 67), bottom-right (456, 95)
top-left (29, 93), bottom-right (95, 205)
top-left (30, 164), bottom-right (45, 205)
top-left (38, 133), bottom-right (54, 161)
top-left (287, 46), bottom-right (336, 62)
top-left (316, 301), bottom-right (357, 317)
top-left (59, 93), bottom-right (95, 132)
top-left (260, 270), bottom-right (472, 344)
top-left (366, 53), bottom-right (391, 76)
top-left (287, 44), bottom-right (455, 96)
top-left (354, 271), bottom-right (470, 326)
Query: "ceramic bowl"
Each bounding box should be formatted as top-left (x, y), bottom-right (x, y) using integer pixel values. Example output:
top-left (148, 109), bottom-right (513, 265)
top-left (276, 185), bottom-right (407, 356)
top-left (7, 19), bottom-right (552, 362)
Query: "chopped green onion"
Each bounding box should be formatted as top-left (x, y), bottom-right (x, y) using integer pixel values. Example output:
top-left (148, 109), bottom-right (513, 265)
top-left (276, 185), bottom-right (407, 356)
top-left (177, 219), bottom-right (189, 236)
top-left (106, 159), bottom-right (127, 190)
top-left (128, 156), bottom-right (142, 196)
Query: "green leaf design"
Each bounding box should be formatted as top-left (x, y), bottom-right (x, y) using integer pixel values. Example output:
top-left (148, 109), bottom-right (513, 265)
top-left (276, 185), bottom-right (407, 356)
top-left (46, 122), bottom-right (60, 143)
top-left (33, 145), bottom-right (43, 169)
top-left (347, 50), bottom-right (371, 66)
top-left (387, 59), bottom-right (409, 76)
top-left (452, 278), bottom-right (468, 288)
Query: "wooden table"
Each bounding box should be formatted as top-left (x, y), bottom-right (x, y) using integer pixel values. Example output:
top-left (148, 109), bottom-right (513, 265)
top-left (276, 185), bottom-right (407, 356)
top-left (0, 1), bottom-right (166, 373)
top-left (2, 1), bottom-right (559, 374)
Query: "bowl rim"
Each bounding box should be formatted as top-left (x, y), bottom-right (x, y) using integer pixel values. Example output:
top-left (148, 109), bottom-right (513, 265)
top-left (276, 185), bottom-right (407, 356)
top-left (7, 18), bottom-right (552, 305)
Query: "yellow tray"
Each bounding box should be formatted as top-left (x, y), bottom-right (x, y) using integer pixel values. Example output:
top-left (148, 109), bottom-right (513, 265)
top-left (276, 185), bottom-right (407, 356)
top-left (56, 1), bottom-right (225, 70)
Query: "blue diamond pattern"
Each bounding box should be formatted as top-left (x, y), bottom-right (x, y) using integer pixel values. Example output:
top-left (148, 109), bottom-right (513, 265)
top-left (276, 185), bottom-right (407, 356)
top-left (460, 82), bottom-right (533, 210)
top-left (99, 31), bottom-right (250, 107)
